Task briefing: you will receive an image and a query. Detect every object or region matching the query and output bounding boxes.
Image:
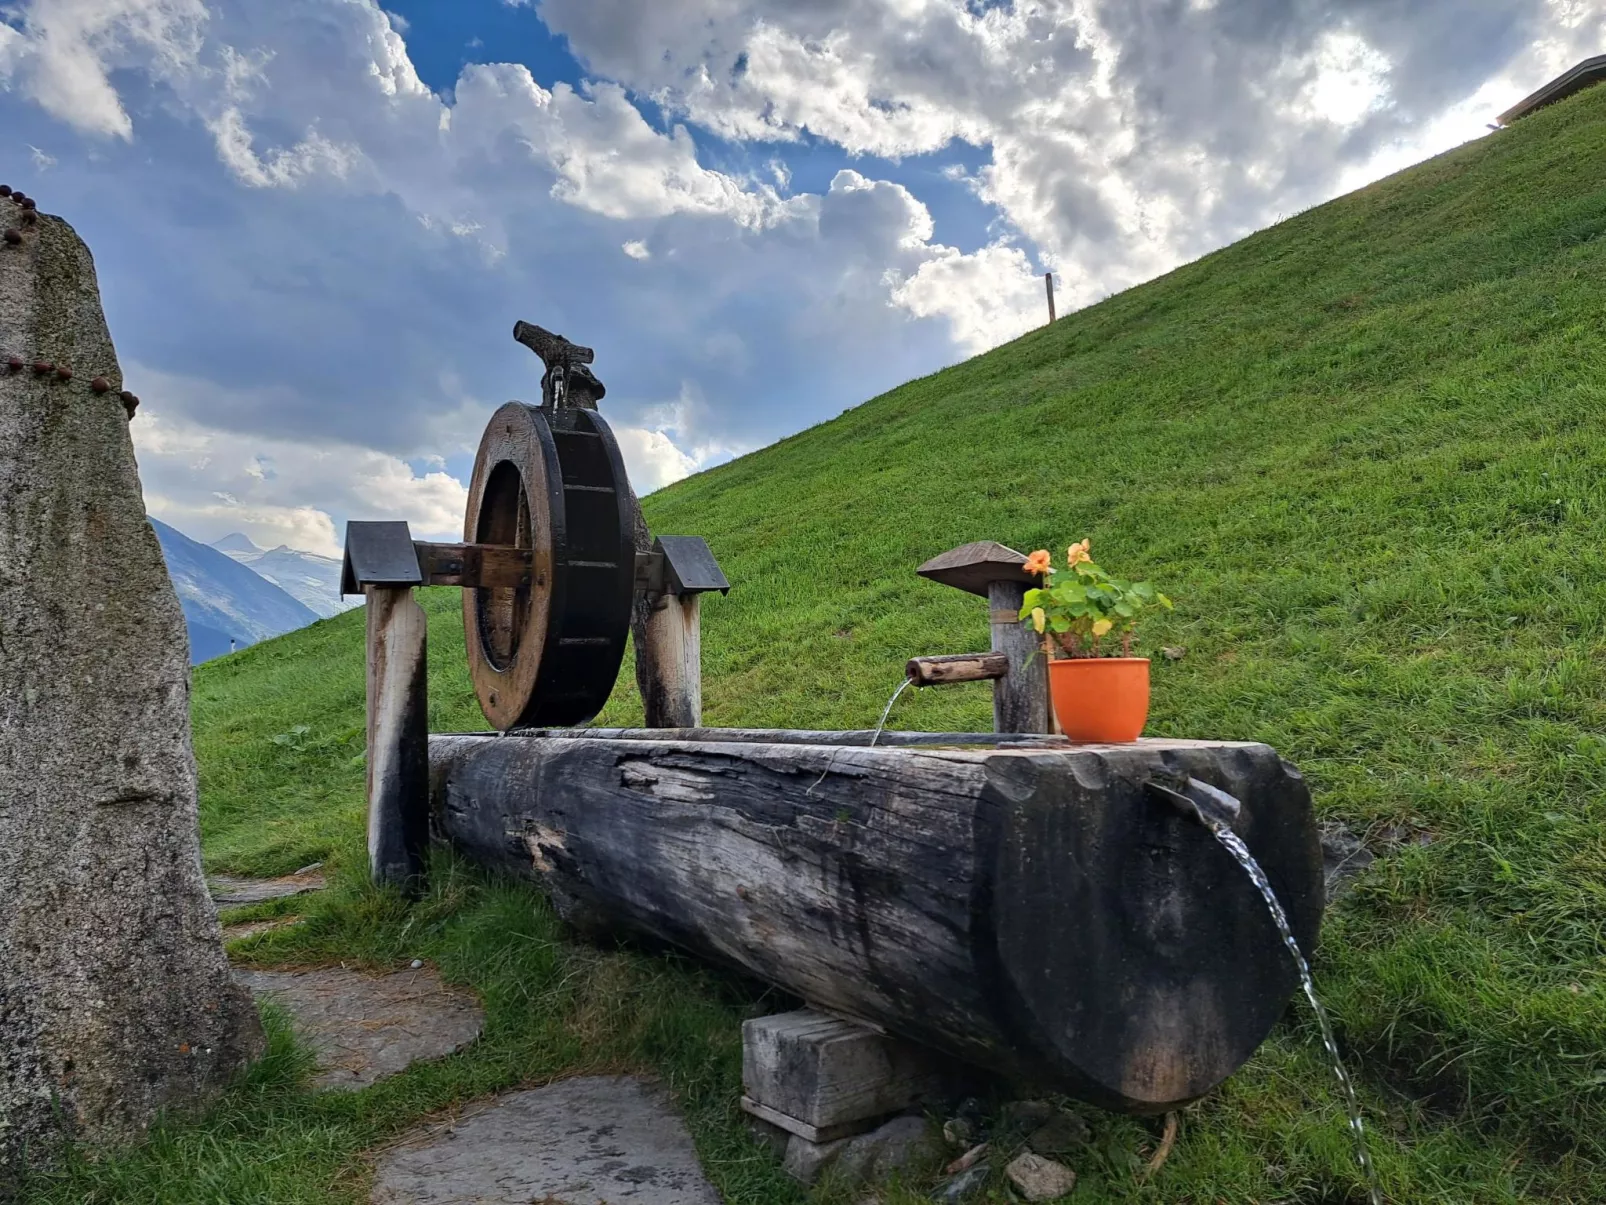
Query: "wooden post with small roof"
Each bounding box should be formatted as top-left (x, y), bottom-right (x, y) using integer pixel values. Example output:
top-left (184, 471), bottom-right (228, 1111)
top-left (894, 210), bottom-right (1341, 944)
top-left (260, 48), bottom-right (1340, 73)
top-left (340, 521), bottom-right (430, 892)
top-left (915, 541), bottom-right (1057, 734)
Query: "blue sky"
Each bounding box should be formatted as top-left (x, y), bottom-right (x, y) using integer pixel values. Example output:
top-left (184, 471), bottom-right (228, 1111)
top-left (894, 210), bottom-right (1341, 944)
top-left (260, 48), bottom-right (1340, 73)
top-left (1, 0), bottom-right (1599, 555)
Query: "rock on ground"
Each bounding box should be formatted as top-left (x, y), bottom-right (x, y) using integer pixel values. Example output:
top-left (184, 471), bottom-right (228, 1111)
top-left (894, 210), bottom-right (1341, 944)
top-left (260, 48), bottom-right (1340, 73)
top-left (1320, 820), bottom-right (1375, 904)
top-left (1005, 1151), bottom-right (1077, 1201)
top-left (0, 195), bottom-right (263, 1177)
top-left (235, 965), bottom-right (482, 1090)
top-left (782, 1113), bottom-right (940, 1186)
top-left (370, 1075), bottom-right (720, 1204)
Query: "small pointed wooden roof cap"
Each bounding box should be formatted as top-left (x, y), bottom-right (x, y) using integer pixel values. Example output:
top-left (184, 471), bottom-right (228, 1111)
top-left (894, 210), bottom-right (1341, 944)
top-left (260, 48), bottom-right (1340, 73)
top-left (917, 540), bottom-right (1036, 597)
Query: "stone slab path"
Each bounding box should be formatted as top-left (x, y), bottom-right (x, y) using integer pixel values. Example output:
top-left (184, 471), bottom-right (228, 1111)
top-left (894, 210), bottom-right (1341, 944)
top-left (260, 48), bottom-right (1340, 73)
top-left (235, 965), bottom-right (483, 1090)
top-left (370, 1076), bottom-right (721, 1205)
top-left (210, 863), bottom-right (326, 905)
top-left (222, 916), bottom-right (304, 942)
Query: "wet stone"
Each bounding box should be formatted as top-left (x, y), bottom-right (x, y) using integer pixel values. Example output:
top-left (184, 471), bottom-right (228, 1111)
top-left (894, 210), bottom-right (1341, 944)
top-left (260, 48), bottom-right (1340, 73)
top-left (210, 862), bottom-right (326, 905)
top-left (370, 1075), bottom-right (720, 1204)
top-left (234, 964), bottom-right (482, 1090)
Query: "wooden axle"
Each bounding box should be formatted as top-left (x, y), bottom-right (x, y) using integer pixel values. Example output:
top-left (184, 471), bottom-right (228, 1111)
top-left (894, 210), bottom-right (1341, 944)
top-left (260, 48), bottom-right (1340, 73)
top-left (413, 541), bottom-right (533, 590)
top-left (428, 730), bottom-right (1324, 1113)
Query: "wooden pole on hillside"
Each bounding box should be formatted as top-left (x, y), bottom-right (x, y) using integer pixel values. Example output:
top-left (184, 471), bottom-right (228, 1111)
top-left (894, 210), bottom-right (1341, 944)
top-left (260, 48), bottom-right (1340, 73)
top-left (1045, 272), bottom-right (1056, 324)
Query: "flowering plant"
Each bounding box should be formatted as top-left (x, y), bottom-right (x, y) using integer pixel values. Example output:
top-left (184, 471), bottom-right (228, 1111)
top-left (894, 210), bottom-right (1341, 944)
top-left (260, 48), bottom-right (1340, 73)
top-left (1019, 539), bottom-right (1172, 658)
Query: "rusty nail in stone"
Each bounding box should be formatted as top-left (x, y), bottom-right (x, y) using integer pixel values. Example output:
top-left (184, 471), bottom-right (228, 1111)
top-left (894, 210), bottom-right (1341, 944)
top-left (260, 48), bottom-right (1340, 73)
top-left (0, 185), bottom-right (10, 197)
top-left (91, 376), bottom-right (110, 393)
top-left (55, 365), bottom-right (72, 381)
top-left (11, 193), bottom-right (26, 205)
top-left (21, 211), bottom-right (36, 226)
top-left (32, 361), bottom-right (52, 375)
top-left (19, 198), bottom-right (36, 211)
top-left (3, 230), bottom-right (19, 245)
top-left (6, 357), bottom-right (22, 372)
top-left (123, 394), bottom-right (140, 418)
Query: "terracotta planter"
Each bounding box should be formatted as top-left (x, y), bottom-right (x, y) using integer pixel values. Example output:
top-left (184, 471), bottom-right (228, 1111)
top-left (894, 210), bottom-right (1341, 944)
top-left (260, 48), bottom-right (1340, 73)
top-left (1047, 656), bottom-right (1151, 742)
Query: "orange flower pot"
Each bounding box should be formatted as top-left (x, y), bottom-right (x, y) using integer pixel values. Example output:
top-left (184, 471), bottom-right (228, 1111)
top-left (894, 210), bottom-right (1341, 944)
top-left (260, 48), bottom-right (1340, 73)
top-left (1047, 657), bottom-right (1151, 742)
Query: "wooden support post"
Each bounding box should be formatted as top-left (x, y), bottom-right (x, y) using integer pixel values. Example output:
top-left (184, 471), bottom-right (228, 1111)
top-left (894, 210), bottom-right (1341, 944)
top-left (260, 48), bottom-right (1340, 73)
top-left (640, 592), bottom-right (702, 728)
top-left (365, 585), bottom-right (429, 891)
top-left (990, 580), bottom-right (1053, 734)
top-left (1045, 271), bottom-right (1056, 323)
top-left (635, 535), bottom-right (728, 729)
top-left (915, 541), bottom-right (1053, 734)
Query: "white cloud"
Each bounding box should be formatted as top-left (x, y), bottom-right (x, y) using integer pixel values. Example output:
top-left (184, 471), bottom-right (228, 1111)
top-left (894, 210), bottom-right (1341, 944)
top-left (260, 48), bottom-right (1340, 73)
top-left (0, 0), bottom-right (207, 138)
top-left (889, 241), bottom-right (1047, 355)
top-left (614, 425), bottom-right (701, 492)
top-left (129, 373), bottom-right (470, 555)
top-left (1294, 32), bottom-right (1393, 129)
top-left (207, 107), bottom-right (362, 188)
top-left (535, 0), bottom-right (1606, 315)
top-left (7, 0), bottom-right (1599, 556)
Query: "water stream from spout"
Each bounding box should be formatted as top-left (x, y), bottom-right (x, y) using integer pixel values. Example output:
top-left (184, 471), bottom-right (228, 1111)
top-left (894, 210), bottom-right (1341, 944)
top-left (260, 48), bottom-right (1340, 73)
top-left (869, 676), bottom-right (913, 747)
top-left (1199, 811), bottom-right (1383, 1205)
top-left (805, 676), bottom-right (913, 797)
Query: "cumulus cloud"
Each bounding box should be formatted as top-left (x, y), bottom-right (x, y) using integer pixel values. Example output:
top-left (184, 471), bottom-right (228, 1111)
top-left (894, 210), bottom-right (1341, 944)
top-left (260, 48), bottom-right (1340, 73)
top-left (890, 242), bottom-right (1046, 355)
top-left (4, 0), bottom-right (1599, 557)
top-left (0, 0), bottom-right (207, 138)
top-left (129, 369), bottom-right (470, 555)
top-left (536, 0), bottom-right (1606, 309)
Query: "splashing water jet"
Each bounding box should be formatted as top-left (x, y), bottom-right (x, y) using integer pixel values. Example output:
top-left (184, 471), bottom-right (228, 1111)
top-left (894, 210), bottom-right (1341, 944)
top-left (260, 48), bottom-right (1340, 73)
top-left (1147, 776), bottom-right (1383, 1205)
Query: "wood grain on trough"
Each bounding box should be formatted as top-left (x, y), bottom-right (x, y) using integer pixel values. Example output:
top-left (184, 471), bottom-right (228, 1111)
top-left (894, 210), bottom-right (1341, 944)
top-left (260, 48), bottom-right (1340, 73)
top-left (428, 732), bottom-right (1323, 1112)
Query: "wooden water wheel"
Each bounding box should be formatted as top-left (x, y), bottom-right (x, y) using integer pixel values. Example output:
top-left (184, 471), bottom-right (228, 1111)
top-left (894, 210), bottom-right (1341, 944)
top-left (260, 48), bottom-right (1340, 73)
top-left (461, 401), bottom-right (635, 730)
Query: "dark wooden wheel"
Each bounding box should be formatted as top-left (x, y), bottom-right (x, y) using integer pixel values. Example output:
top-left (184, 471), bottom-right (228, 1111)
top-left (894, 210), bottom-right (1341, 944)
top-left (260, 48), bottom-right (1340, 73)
top-left (462, 402), bottom-right (635, 730)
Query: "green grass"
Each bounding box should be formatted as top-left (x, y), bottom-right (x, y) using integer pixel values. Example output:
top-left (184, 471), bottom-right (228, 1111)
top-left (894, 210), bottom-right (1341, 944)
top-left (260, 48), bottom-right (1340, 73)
top-left (22, 85), bottom-right (1606, 1203)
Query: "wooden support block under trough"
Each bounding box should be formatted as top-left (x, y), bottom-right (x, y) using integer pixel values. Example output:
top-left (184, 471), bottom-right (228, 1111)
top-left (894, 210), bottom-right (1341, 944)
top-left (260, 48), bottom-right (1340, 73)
top-left (428, 729), bottom-right (1324, 1113)
top-left (742, 1009), bottom-right (943, 1142)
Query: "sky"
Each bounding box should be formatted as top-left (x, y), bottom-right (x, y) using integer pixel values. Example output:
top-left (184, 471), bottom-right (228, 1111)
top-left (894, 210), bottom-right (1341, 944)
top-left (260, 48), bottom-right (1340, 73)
top-left (1, 0), bottom-right (1601, 558)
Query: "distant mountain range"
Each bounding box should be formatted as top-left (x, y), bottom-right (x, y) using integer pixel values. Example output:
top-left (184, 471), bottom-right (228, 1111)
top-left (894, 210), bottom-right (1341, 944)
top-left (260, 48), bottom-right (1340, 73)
top-left (150, 519), bottom-right (322, 663)
top-left (211, 532), bottom-right (357, 620)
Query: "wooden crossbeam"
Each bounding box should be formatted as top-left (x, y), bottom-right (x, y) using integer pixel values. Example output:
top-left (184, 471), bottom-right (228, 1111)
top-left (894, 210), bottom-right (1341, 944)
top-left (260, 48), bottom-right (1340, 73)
top-left (412, 542), bottom-right (533, 589)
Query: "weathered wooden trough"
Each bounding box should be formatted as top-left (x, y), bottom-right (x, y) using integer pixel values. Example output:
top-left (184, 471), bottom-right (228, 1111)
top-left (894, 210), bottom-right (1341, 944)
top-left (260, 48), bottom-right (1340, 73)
top-left (344, 321), bottom-right (1325, 1128)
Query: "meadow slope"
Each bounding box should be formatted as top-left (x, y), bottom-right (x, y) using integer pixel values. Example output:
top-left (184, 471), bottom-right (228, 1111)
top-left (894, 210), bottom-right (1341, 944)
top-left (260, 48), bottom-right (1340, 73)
top-left (26, 84), bottom-right (1606, 1204)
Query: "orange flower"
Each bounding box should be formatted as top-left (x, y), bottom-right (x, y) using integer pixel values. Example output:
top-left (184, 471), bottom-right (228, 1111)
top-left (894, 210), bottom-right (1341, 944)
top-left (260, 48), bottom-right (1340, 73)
top-left (1066, 538), bottom-right (1091, 568)
top-left (1023, 549), bottom-right (1053, 576)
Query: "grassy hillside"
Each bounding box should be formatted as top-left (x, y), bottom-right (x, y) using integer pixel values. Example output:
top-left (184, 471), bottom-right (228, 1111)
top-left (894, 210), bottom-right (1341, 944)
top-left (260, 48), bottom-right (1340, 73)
top-left (26, 85), bottom-right (1606, 1203)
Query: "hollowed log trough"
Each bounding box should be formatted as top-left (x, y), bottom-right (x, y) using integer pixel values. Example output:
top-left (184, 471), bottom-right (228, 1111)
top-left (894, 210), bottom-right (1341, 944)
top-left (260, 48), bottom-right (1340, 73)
top-left (428, 729), bottom-right (1323, 1114)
